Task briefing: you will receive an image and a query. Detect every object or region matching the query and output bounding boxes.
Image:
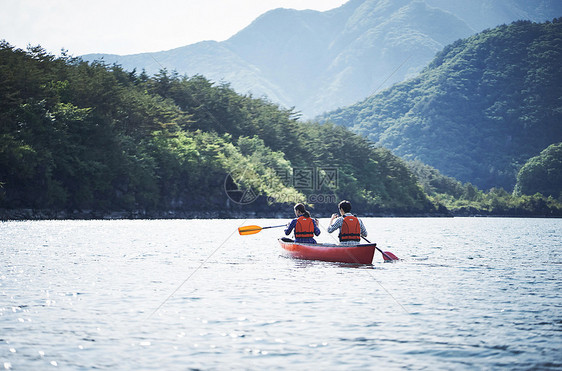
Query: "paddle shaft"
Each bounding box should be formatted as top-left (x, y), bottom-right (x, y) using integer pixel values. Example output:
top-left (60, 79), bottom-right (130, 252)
top-left (261, 224), bottom-right (286, 230)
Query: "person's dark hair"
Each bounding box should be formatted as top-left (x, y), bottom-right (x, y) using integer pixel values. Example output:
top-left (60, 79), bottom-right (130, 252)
top-left (294, 203), bottom-right (311, 218)
top-left (338, 200), bottom-right (352, 213)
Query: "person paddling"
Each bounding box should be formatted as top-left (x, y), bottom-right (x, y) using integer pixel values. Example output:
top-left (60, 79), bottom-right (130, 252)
top-left (327, 200), bottom-right (367, 245)
top-left (284, 203), bottom-right (320, 243)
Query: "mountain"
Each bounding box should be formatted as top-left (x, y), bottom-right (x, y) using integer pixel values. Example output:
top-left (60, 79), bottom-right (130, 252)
top-left (319, 19), bottom-right (562, 191)
top-left (3, 41), bottom-right (561, 218)
top-left (81, 0), bottom-right (562, 118)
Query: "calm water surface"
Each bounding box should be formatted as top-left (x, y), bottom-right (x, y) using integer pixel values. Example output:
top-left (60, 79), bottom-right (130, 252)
top-left (1, 217), bottom-right (561, 370)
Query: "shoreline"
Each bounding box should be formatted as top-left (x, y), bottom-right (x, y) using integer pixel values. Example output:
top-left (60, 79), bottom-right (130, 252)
top-left (1, 208), bottom-right (559, 221)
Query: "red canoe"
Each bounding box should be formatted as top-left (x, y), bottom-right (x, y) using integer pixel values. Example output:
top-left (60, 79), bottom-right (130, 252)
top-left (278, 239), bottom-right (376, 264)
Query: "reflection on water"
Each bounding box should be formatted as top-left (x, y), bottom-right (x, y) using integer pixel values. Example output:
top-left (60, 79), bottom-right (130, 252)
top-left (1, 218), bottom-right (561, 369)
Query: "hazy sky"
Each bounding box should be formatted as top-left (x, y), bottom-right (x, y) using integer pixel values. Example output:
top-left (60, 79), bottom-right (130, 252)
top-left (0, 0), bottom-right (348, 56)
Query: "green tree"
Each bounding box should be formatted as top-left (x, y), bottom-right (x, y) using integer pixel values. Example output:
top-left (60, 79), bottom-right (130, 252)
top-left (514, 142), bottom-right (562, 198)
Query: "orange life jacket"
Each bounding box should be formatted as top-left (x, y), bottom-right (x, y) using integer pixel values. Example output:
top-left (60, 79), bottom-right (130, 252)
top-left (339, 215), bottom-right (361, 241)
top-left (295, 216), bottom-right (314, 238)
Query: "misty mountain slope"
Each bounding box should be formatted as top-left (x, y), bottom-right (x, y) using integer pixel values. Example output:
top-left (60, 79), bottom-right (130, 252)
top-left (424, 0), bottom-right (562, 31)
top-left (225, 8), bottom-right (339, 105)
top-left (315, 0), bottom-right (473, 111)
top-left (80, 0), bottom-right (562, 117)
top-left (86, 41), bottom-right (290, 104)
top-left (319, 19), bottom-right (562, 191)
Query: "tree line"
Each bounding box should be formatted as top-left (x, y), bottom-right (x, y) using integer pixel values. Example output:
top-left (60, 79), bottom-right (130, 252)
top-left (0, 41), bottom-right (560, 218)
top-left (0, 41), bottom-right (435, 217)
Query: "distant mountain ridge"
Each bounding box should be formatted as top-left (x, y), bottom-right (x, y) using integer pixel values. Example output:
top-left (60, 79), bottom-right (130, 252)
top-left (81, 0), bottom-right (562, 117)
top-left (319, 19), bottom-right (562, 191)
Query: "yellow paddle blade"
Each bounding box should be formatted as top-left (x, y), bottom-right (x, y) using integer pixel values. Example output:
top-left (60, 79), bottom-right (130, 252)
top-left (238, 225), bottom-right (263, 235)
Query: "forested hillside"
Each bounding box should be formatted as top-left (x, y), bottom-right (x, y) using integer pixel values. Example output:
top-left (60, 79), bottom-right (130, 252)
top-left (0, 41), bottom-right (434, 218)
top-left (515, 142), bottom-right (562, 198)
top-left (320, 19), bottom-right (562, 191)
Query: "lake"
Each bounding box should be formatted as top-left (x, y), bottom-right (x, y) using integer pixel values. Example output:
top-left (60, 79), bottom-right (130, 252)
top-left (1, 217), bottom-right (561, 370)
